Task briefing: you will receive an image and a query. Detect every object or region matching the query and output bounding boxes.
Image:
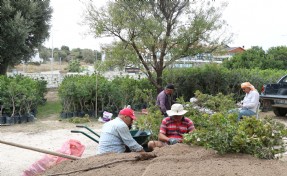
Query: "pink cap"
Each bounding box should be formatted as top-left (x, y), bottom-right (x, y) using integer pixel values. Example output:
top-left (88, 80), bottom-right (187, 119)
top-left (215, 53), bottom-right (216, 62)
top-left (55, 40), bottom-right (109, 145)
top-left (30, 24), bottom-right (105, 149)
top-left (119, 108), bottom-right (136, 120)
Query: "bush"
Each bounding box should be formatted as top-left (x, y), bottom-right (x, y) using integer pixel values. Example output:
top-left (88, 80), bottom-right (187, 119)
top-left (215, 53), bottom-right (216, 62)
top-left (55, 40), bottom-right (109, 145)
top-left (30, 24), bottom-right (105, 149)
top-left (163, 64), bottom-right (287, 102)
top-left (0, 75), bottom-right (47, 117)
top-left (183, 112), bottom-right (287, 159)
top-left (193, 90), bottom-right (236, 112)
top-left (135, 105), bottom-right (163, 140)
top-left (68, 59), bottom-right (81, 72)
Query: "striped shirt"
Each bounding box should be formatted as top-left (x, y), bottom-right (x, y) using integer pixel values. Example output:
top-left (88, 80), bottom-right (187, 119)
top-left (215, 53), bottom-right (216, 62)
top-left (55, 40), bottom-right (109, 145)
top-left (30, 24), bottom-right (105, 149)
top-left (160, 117), bottom-right (195, 139)
top-left (97, 117), bottom-right (143, 154)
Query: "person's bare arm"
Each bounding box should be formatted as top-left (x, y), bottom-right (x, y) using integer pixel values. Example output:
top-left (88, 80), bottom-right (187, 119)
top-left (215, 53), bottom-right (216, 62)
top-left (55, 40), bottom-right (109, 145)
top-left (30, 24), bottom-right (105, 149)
top-left (158, 133), bottom-right (169, 143)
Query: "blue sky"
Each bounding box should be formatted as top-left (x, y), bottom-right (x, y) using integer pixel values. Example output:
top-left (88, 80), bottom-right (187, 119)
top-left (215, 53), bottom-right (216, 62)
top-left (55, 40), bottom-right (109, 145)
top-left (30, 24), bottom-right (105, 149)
top-left (44, 0), bottom-right (287, 51)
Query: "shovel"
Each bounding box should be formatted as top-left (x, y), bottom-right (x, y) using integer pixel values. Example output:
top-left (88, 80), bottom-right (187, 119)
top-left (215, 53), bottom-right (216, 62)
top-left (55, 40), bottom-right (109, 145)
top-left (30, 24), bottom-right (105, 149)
top-left (0, 139), bottom-right (80, 160)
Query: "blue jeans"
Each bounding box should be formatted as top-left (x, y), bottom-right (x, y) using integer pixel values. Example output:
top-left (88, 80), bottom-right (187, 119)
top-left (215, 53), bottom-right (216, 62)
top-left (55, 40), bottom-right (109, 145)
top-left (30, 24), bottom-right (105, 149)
top-left (228, 108), bottom-right (256, 121)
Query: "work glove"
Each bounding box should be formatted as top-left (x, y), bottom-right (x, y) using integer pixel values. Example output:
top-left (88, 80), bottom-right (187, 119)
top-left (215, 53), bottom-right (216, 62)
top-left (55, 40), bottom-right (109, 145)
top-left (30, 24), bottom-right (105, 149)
top-left (168, 138), bottom-right (179, 145)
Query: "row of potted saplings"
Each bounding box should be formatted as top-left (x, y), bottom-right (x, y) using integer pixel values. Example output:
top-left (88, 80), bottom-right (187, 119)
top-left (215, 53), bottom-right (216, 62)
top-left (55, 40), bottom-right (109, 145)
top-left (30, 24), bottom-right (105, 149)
top-left (0, 105), bottom-right (36, 125)
top-left (59, 98), bottom-right (120, 119)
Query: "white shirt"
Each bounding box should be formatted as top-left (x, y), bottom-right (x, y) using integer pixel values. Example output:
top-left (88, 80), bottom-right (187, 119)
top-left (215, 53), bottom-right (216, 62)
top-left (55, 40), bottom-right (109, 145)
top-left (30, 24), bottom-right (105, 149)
top-left (97, 117), bottom-right (143, 154)
top-left (242, 90), bottom-right (260, 113)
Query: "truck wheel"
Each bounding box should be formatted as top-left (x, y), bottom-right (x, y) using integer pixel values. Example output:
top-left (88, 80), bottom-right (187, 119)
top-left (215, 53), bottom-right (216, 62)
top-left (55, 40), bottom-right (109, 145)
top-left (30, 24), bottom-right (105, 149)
top-left (273, 107), bottom-right (287, 116)
top-left (261, 100), bottom-right (272, 112)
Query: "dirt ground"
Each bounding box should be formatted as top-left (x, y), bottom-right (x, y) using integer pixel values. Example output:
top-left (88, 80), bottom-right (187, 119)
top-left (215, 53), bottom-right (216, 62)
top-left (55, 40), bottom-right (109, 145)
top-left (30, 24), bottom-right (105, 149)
top-left (1, 90), bottom-right (287, 176)
top-left (43, 144), bottom-right (287, 176)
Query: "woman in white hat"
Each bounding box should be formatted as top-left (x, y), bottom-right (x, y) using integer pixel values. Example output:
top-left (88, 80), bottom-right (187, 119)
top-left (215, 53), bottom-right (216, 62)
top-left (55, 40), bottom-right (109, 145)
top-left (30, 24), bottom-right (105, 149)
top-left (147, 104), bottom-right (195, 151)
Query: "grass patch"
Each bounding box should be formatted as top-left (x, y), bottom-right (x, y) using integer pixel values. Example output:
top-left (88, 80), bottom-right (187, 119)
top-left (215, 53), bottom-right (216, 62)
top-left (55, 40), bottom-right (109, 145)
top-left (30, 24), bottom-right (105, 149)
top-left (36, 101), bottom-right (62, 119)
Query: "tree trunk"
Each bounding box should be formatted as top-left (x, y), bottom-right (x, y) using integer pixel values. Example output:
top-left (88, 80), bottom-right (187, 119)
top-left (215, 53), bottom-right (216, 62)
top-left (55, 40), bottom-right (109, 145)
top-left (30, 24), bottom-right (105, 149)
top-left (0, 62), bottom-right (8, 75)
top-left (156, 69), bottom-right (163, 93)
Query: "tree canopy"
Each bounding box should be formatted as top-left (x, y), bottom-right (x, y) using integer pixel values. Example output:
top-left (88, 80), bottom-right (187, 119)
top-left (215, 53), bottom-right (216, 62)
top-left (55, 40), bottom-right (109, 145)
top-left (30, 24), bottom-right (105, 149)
top-left (222, 46), bottom-right (287, 70)
top-left (0, 0), bottom-right (52, 75)
top-left (84, 0), bottom-right (232, 91)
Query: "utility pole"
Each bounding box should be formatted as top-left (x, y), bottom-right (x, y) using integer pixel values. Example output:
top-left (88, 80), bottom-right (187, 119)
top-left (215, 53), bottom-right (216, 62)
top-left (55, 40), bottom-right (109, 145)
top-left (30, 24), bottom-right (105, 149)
top-left (51, 35), bottom-right (54, 73)
top-left (95, 50), bottom-right (98, 119)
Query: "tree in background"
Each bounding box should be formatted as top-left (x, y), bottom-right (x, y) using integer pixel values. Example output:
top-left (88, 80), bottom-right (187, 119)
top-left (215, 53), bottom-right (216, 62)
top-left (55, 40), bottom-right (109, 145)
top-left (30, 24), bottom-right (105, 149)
top-left (84, 0), bottom-right (232, 92)
top-left (59, 45), bottom-right (70, 62)
top-left (38, 46), bottom-right (51, 62)
top-left (0, 0), bottom-right (52, 75)
top-left (82, 49), bottom-right (102, 64)
top-left (222, 46), bottom-right (287, 70)
top-left (222, 46), bottom-right (266, 69)
top-left (267, 46), bottom-right (287, 69)
top-left (38, 46), bottom-right (101, 64)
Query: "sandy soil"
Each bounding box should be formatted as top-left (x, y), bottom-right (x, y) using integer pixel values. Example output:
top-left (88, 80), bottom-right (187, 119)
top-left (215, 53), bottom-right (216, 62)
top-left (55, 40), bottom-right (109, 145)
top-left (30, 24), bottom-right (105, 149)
top-left (0, 118), bottom-right (103, 176)
top-left (44, 144), bottom-right (287, 176)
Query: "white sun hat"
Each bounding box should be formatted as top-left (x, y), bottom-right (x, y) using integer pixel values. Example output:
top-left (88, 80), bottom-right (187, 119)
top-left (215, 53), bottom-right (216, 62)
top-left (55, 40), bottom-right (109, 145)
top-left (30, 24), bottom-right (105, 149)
top-left (166, 104), bottom-right (188, 116)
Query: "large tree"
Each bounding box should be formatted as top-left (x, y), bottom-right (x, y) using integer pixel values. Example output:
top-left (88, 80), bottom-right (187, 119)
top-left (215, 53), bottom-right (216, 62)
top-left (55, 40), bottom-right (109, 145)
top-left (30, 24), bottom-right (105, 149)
top-left (0, 0), bottom-right (52, 75)
top-left (85, 0), bottom-right (231, 91)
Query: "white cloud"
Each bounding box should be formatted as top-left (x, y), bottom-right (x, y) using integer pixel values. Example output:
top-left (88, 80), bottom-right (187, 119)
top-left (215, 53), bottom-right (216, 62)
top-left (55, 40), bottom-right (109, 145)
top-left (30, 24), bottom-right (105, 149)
top-left (44, 0), bottom-right (108, 51)
top-left (223, 0), bottom-right (287, 50)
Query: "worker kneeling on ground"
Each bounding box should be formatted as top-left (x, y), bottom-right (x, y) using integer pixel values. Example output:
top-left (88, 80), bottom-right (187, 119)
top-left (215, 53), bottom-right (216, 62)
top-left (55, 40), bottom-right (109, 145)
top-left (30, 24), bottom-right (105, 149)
top-left (148, 104), bottom-right (195, 151)
top-left (97, 108), bottom-right (144, 154)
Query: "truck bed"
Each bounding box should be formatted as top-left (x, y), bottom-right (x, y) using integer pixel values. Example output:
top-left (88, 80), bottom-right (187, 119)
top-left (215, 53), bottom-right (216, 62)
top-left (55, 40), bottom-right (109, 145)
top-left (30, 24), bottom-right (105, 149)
top-left (260, 74), bottom-right (287, 116)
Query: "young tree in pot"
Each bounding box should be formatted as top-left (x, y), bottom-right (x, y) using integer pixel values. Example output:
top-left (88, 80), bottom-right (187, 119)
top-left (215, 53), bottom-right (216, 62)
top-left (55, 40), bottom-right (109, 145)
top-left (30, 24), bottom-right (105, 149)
top-left (3, 78), bottom-right (22, 124)
top-left (0, 76), bottom-right (6, 123)
top-left (74, 76), bottom-right (89, 117)
top-left (83, 76), bottom-right (97, 117)
top-left (59, 77), bottom-right (77, 118)
top-left (21, 78), bottom-right (40, 122)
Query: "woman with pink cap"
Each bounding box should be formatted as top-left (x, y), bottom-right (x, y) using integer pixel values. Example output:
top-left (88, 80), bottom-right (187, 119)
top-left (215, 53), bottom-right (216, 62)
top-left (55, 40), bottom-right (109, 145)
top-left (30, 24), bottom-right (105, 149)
top-left (230, 82), bottom-right (260, 121)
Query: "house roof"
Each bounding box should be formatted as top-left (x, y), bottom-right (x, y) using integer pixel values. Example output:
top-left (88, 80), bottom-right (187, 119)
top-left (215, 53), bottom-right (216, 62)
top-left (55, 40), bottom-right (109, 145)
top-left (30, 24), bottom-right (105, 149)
top-left (223, 45), bottom-right (245, 54)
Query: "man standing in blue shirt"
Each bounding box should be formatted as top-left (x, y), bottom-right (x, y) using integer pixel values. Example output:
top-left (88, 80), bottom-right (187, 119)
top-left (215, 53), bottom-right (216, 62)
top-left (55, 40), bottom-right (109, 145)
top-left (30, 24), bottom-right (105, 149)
top-left (97, 108), bottom-right (144, 154)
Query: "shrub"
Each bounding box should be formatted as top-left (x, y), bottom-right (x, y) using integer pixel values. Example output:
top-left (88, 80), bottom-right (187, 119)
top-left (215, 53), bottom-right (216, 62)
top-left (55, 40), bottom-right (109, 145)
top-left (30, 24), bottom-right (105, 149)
top-left (68, 59), bottom-right (81, 72)
top-left (183, 113), bottom-right (287, 159)
top-left (0, 75), bottom-right (47, 117)
top-left (194, 90), bottom-right (236, 112)
top-left (135, 105), bottom-right (163, 140)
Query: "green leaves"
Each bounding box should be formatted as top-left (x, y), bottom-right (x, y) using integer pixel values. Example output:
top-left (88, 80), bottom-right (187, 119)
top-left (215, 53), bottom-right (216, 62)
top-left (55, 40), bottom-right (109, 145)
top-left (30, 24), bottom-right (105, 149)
top-left (58, 75), bottom-right (155, 116)
top-left (0, 75), bottom-right (47, 116)
top-left (68, 59), bottom-right (81, 72)
top-left (223, 46), bottom-right (287, 70)
top-left (0, 0), bottom-right (52, 74)
top-left (180, 91), bottom-right (287, 159)
top-left (164, 64), bottom-right (287, 102)
top-left (136, 105), bottom-right (163, 140)
top-left (193, 90), bottom-right (236, 112)
top-left (184, 112), bottom-right (287, 159)
top-left (84, 0), bottom-right (231, 89)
